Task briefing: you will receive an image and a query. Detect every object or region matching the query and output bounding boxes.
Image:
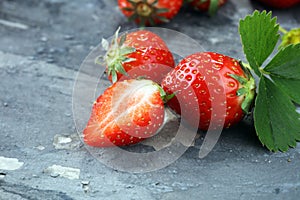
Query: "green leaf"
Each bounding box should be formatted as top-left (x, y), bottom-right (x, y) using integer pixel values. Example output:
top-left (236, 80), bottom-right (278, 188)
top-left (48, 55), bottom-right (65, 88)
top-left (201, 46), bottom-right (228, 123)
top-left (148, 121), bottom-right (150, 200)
top-left (264, 44), bottom-right (300, 104)
top-left (111, 70), bottom-right (118, 83)
top-left (156, 8), bottom-right (169, 14)
top-left (140, 17), bottom-right (146, 27)
top-left (264, 44), bottom-right (300, 79)
top-left (156, 16), bottom-right (169, 23)
top-left (228, 74), bottom-right (248, 85)
top-left (269, 77), bottom-right (300, 105)
top-left (127, 0), bottom-right (137, 5)
top-left (148, 17), bottom-right (155, 26)
top-left (123, 57), bottom-right (136, 63)
top-left (254, 76), bottom-right (300, 152)
top-left (128, 13), bottom-right (138, 22)
top-left (119, 34), bottom-right (127, 47)
top-left (239, 10), bottom-right (280, 76)
top-left (115, 62), bottom-right (128, 76)
top-left (101, 38), bottom-right (109, 51)
top-left (120, 47), bottom-right (136, 56)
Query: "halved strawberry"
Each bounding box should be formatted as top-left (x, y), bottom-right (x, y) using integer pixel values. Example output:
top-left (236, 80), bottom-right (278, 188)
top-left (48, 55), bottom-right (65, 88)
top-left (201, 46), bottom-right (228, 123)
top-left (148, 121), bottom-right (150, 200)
top-left (118, 0), bottom-right (183, 26)
top-left (161, 52), bottom-right (256, 130)
top-left (99, 28), bottom-right (175, 83)
top-left (83, 79), bottom-right (169, 147)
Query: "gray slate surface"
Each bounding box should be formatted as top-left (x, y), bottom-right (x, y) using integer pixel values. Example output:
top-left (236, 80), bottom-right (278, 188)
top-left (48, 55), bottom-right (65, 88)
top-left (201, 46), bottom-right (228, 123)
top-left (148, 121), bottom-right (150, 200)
top-left (1, 0), bottom-right (300, 199)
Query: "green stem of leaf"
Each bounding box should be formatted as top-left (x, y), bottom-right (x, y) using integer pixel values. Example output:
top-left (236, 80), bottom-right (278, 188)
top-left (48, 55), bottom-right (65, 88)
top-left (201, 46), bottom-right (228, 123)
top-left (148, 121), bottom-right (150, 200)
top-left (241, 62), bottom-right (252, 71)
top-left (259, 67), bottom-right (271, 75)
top-left (278, 26), bottom-right (288, 34)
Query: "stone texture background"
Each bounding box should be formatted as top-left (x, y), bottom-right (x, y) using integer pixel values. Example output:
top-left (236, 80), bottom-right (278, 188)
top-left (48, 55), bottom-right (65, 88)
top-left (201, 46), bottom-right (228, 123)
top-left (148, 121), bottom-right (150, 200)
top-left (0, 0), bottom-right (300, 199)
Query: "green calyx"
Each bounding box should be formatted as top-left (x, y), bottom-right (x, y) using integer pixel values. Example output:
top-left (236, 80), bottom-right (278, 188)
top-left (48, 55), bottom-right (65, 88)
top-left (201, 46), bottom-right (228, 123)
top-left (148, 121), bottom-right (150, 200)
top-left (98, 27), bottom-right (136, 83)
top-left (155, 83), bottom-right (175, 103)
top-left (191, 0), bottom-right (220, 16)
top-left (123, 0), bottom-right (170, 26)
top-left (208, 0), bottom-right (220, 16)
top-left (279, 27), bottom-right (300, 49)
top-left (139, 79), bottom-right (173, 103)
top-left (229, 64), bottom-right (256, 114)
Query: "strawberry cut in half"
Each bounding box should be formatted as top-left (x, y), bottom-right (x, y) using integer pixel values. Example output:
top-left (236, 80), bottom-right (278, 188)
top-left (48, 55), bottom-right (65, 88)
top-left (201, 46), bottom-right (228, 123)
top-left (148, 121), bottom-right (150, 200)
top-left (161, 52), bottom-right (256, 130)
top-left (99, 28), bottom-right (175, 83)
top-left (83, 79), bottom-right (172, 147)
top-left (118, 0), bottom-right (183, 26)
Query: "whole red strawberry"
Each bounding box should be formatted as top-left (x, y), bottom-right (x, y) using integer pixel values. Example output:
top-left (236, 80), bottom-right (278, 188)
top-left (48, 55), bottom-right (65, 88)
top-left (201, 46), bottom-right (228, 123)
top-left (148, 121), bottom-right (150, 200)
top-left (161, 52), bottom-right (256, 130)
top-left (99, 28), bottom-right (175, 83)
top-left (255, 0), bottom-right (300, 9)
top-left (83, 79), bottom-right (168, 147)
top-left (118, 0), bottom-right (183, 26)
top-left (189, 0), bottom-right (227, 15)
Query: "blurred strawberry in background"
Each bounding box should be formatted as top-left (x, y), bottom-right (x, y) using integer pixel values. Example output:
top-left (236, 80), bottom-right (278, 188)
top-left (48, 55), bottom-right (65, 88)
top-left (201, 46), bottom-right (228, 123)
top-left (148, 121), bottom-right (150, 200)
top-left (188, 0), bottom-right (227, 15)
top-left (255, 0), bottom-right (300, 9)
top-left (118, 0), bottom-right (183, 26)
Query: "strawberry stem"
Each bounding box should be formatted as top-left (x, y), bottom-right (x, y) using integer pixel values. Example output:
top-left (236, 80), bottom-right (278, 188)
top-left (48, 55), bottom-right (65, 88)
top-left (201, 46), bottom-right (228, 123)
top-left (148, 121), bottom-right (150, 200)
top-left (136, 2), bottom-right (153, 17)
top-left (259, 67), bottom-right (270, 75)
top-left (278, 26), bottom-right (288, 34)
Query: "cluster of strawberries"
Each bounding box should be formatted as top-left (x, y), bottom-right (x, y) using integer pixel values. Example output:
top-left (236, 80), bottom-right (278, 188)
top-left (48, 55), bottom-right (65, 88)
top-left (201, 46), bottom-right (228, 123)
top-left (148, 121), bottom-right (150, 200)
top-left (83, 28), bottom-right (255, 147)
top-left (117, 0), bottom-right (300, 26)
top-left (118, 0), bottom-right (227, 26)
top-left (82, 2), bottom-right (300, 151)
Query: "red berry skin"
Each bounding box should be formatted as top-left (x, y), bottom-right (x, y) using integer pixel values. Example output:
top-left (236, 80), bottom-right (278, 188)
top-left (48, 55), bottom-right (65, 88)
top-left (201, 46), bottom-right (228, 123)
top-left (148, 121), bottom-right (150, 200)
top-left (118, 0), bottom-right (183, 26)
top-left (83, 79), bottom-right (165, 147)
top-left (105, 30), bottom-right (175, 83)
top-left (255, 0), bottom-right (300, 9)
top-left (190, 0), bottom-right (227, 11)
top-left (161, 52), bottom-right (251, 130)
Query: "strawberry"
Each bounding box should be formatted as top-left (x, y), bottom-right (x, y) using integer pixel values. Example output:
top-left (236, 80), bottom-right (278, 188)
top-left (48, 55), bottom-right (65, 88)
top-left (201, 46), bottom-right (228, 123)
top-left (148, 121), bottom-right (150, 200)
top-left (118, 0), bottom-right (183, 26)
top-left (255, 0), bottom-right (300, 9)
top-left (161, 52), bottom-right (256, 130)
top-left (99, 28), bottom-right (175, 83)
top-left (83, 79), bottom-right (170, 147)
top-left (188, 0), bottom-right (227, 15)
